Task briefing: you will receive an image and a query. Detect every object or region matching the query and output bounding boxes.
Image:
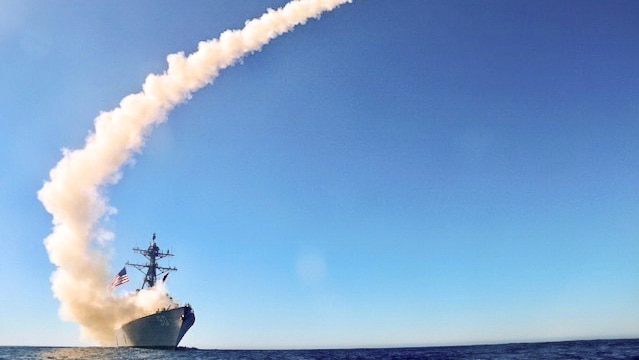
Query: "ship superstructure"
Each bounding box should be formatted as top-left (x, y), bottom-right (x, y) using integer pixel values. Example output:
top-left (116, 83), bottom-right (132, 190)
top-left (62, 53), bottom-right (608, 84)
top-left (127, 233), bottom-right (177, 289)
top-left (115, 234), bottom-right (195, 349)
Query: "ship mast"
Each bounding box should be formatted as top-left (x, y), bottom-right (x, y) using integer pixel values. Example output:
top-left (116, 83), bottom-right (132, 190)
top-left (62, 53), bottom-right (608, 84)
top-left (127, 233), bottom-right (177, 289)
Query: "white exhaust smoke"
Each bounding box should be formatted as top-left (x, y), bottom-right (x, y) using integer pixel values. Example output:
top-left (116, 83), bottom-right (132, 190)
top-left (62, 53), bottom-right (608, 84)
top-left (38, 0), bottom-right (352, 344)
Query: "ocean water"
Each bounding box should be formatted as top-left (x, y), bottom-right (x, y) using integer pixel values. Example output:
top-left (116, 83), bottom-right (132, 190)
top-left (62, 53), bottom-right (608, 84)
top-left (2, 339), bottom-right (639, 360)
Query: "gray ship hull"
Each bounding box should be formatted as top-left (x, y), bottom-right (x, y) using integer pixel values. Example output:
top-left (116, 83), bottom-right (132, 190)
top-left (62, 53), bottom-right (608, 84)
top-left (115, 305), bottom-right (195, 348)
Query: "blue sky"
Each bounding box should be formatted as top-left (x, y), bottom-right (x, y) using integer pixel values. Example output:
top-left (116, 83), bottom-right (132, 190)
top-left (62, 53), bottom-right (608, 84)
top-left (1, 0), bottom-right (639, 349)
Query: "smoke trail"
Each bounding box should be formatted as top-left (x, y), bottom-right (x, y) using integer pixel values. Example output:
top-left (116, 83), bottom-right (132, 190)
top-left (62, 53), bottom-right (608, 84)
top-left (38, 0), bottom-right (351, 344)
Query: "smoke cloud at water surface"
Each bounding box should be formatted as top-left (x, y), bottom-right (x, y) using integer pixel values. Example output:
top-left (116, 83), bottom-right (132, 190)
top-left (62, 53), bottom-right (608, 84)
top-left (37, 0), bottom-right (352, 344)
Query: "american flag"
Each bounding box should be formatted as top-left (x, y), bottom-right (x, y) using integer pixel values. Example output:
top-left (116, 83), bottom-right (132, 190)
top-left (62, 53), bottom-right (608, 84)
top-left (110, 267), bottom-right (129, 288)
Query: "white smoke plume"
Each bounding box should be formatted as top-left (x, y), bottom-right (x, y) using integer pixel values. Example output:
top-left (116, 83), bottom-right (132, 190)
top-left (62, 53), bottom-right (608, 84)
top-left (38, 0), bottom-right (352, 344)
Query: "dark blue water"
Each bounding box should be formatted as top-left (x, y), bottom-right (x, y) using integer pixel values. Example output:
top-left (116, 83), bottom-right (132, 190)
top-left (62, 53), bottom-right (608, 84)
top-left (2, 339), bottom-right (639, 359)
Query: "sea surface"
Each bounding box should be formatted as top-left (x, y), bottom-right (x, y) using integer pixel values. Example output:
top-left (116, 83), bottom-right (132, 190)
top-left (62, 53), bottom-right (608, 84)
top-left (2, 339), bottom-right (639, 360)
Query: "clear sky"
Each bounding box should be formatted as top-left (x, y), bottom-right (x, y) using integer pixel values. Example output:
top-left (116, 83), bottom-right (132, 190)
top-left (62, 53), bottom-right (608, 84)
top-left (1, 0), bottom-right (638, 350)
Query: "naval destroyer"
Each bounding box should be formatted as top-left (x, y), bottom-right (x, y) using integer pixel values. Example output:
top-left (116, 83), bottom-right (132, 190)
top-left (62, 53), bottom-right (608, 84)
top-left (114, 234), bottom-right (195, 348)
